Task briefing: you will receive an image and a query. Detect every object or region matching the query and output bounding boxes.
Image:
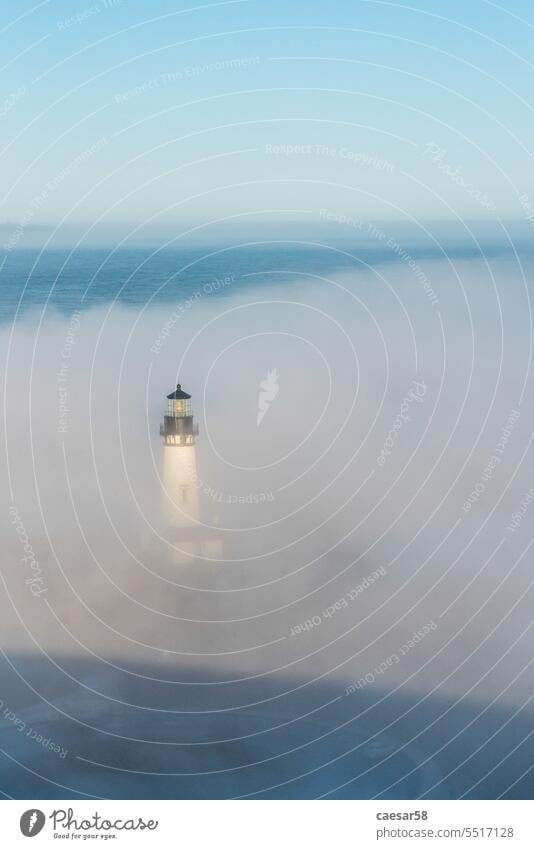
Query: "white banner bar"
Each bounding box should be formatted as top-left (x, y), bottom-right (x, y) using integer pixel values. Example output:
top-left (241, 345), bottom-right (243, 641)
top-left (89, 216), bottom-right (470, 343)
top-left (2, 800), bottom-right (533, 847)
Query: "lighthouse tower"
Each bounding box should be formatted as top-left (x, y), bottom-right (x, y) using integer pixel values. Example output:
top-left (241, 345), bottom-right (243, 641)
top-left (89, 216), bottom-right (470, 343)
top-left (160, 383), bottom-right (200, 534)
top-left (160, 383), bottom-right (223, 562)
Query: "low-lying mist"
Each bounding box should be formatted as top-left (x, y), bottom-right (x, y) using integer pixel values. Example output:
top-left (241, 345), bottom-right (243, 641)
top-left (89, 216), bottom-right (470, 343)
top-left (2, 254), bottom-right (534, 797)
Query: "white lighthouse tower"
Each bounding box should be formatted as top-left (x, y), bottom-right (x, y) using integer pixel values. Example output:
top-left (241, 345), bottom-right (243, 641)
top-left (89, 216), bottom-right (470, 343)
top-left (160, 382), bottom-right (223, 562)
top-left (161, 383), bottom-right (199, 533)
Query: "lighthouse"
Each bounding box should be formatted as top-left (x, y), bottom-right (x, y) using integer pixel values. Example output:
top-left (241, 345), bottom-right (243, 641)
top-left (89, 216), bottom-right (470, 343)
top-left (160, 383), bottom-right (199, 530)
top-left (160, 382), bottom-right (223, 562)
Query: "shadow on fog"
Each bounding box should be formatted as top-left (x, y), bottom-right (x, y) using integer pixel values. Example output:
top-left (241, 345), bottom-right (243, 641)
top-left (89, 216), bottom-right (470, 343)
top-left (0, 652), bottom-right (532, 800)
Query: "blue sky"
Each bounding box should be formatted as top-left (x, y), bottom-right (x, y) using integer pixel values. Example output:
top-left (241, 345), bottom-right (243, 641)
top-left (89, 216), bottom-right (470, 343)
top-left (2, 0), bottom-right (534, 244)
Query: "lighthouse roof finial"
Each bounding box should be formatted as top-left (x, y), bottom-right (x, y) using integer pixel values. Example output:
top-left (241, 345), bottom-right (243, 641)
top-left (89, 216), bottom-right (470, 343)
top-left (166, 383), bottom-right (191, 400)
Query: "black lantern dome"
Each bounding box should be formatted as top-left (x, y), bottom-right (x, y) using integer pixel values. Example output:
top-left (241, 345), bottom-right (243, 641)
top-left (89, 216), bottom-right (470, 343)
top-left (166, 383), bottom-right (191, 401)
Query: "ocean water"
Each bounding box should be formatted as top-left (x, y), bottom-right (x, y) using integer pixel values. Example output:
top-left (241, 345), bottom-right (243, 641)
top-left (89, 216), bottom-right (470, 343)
top-left (2, 231), bottom-right (533, 323)
top-left (1, 245), bottom-right (358, 322)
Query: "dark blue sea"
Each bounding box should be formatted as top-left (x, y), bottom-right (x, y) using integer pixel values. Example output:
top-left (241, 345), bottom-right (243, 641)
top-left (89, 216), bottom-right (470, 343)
top-left (2, 230), bottom-right (533, 322)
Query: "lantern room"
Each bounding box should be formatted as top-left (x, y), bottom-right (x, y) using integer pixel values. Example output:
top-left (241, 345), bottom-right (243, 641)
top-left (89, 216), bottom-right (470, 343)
top-left (160, 383), bottom-right (198, 445)
top-left (166, 384), bottom-right (192, 419)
